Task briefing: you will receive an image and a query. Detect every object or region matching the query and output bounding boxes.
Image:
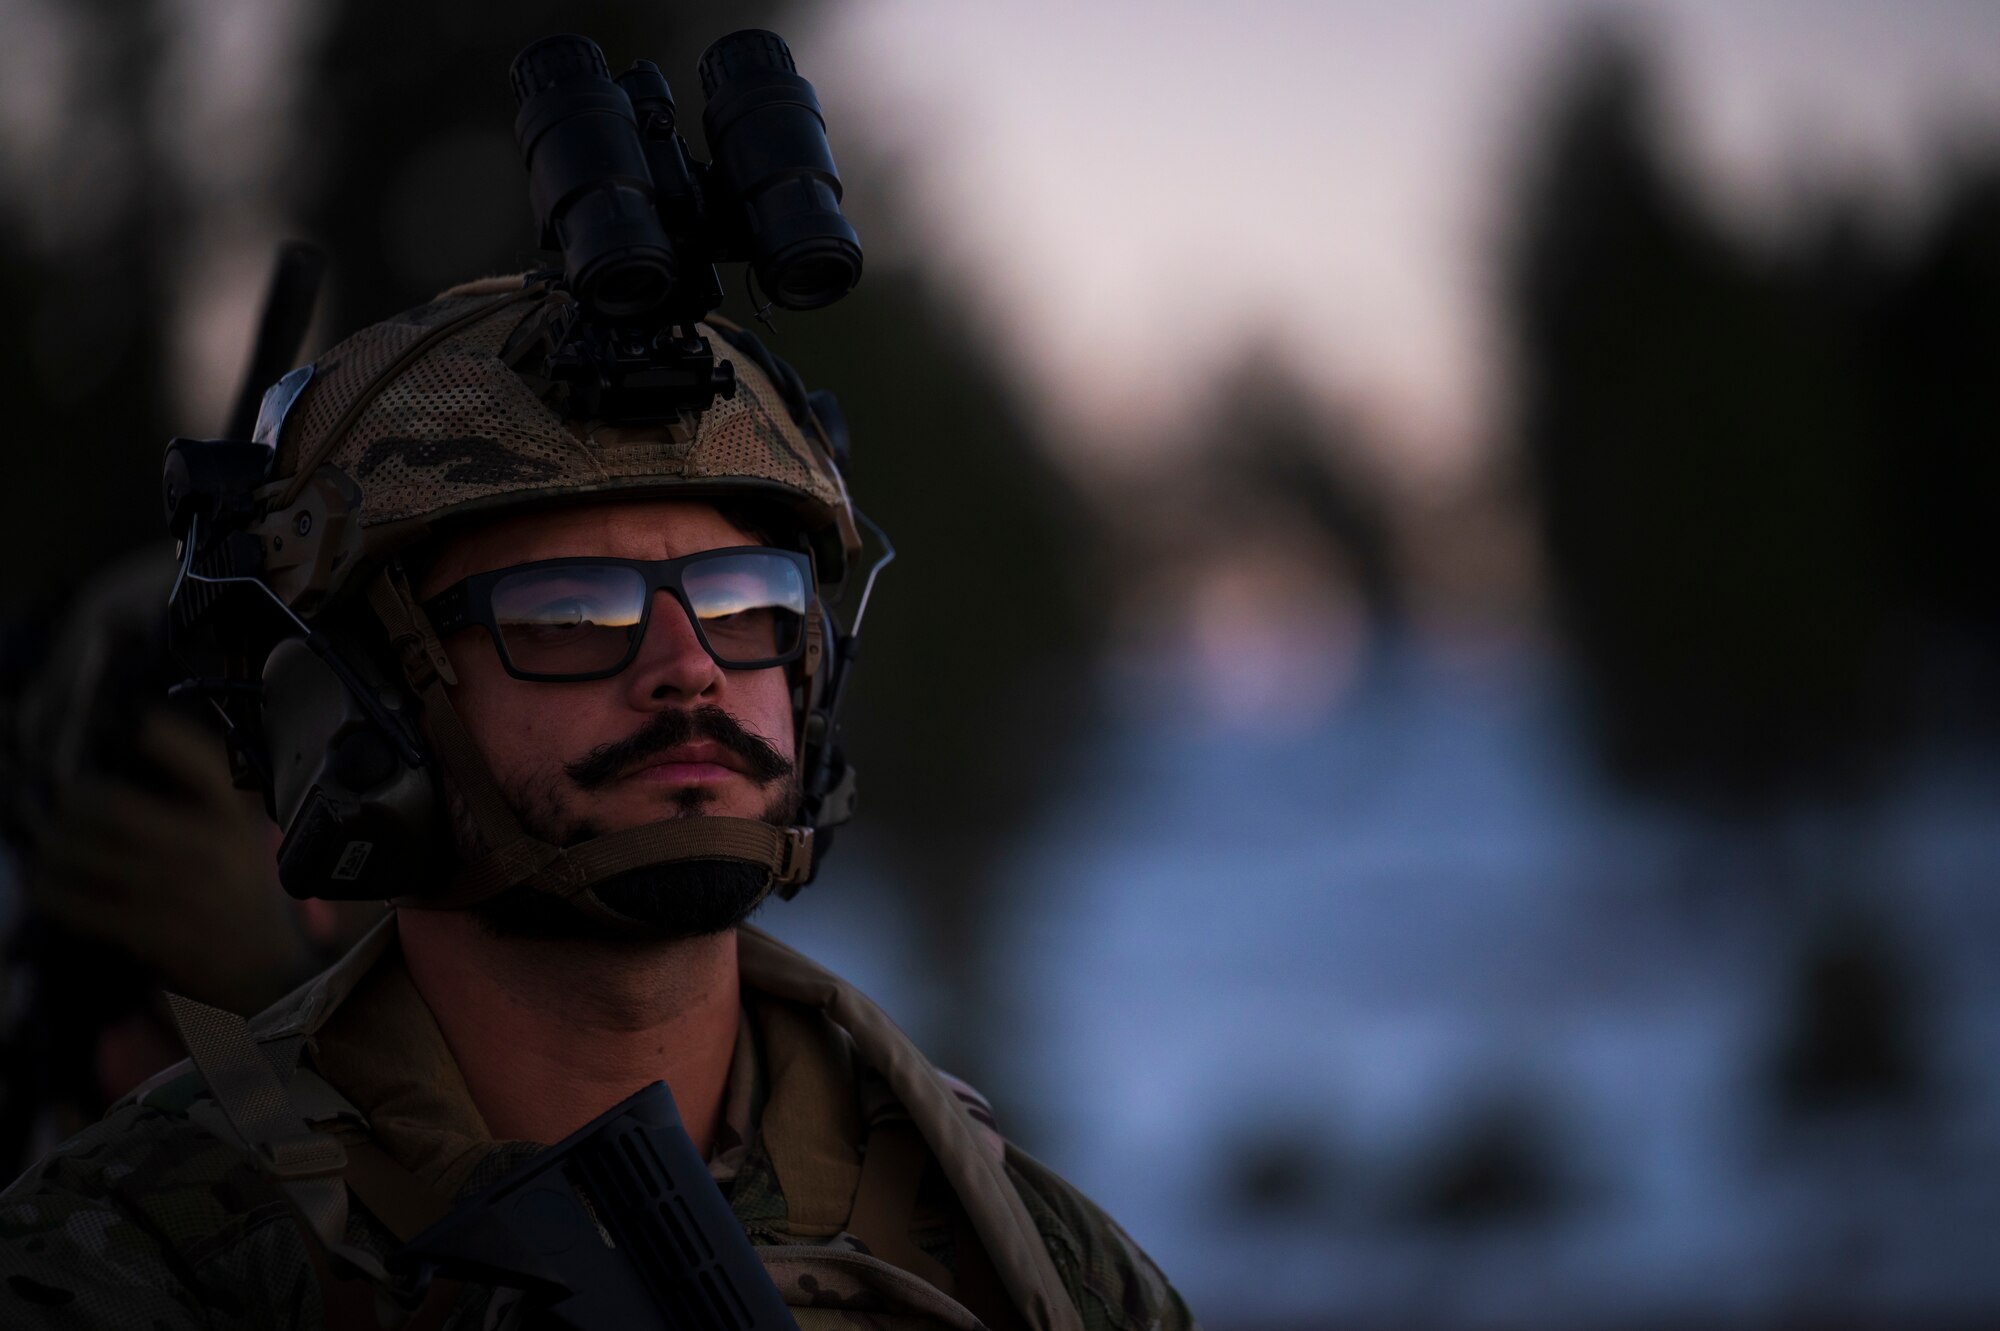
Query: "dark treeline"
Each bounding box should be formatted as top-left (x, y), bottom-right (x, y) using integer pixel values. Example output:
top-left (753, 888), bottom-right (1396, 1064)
top-left (1506, 27), bottom-right (2000, 1127)
top-left (1510, 29), bottom-right (2000, 812)
top-left (0, 0), bottom-right (175, 611)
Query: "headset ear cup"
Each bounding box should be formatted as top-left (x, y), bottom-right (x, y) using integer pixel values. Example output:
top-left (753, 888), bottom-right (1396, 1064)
top-left (262, 636), bottom-right (442, 900)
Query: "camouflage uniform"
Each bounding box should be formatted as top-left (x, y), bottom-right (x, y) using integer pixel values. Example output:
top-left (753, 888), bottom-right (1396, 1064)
top-left (0, 916), bottom-right (1196, 1329)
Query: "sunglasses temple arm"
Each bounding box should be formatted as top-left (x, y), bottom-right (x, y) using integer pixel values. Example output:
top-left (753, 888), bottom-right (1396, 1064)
top-left (805, 512), bottom-right (891, 805)
top-left (173, 515), bottom-right (426, 768)
top-left (846, 508), bottom-right (895, 641)
top-left (817, 506), bottom-right (893, 728)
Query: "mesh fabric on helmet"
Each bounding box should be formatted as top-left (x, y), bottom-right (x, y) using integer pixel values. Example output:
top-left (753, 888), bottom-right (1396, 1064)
top-left (283, 322), bottom-right (432, 471)
top-left (272, 282), bottom-right (849, 582)
top-left (680, 382), bottom-right (830, 498)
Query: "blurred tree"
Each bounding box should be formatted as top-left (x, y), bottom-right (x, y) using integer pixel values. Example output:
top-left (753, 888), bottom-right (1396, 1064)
top-left (1197, 353), bottom-right (1404, 642)
top-left (0, 0), bottom-right (177, 612)
top-left (722, 235), bottom-right (1102, 1080)
top-left (1506, 29), bottom-right (1906, 810)
top-left (1096, 351), bottom-right (1405, 712)
top-left (1503, 27), bottom-right (2000, 1129)
top-left (1871, 162), bottom-right (2000, 718)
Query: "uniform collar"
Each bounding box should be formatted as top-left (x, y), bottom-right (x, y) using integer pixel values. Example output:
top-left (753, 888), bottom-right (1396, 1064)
top-left (248, 908), bottom-right (400, 1042)
top-left (299, 914), bottom-right (763, 1202)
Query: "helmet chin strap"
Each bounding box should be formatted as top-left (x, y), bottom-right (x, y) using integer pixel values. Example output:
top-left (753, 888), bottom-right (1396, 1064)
top-left (366, 568), bottom-right (814, 929)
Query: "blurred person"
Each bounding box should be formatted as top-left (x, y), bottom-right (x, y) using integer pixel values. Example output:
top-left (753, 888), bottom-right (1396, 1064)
top-left (0, 66), bottom-right (1194, 1318)
top-left (0, 548), bottom-right (380, 1174)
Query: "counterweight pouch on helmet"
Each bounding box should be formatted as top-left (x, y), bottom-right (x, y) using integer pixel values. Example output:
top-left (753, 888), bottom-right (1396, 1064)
top-left (264, 636), bottom-right (443, 900)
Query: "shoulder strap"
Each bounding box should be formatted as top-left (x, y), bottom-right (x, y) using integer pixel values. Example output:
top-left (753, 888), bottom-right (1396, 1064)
top-left (166, 993), bottom-right (350, 1246)
top-left (162, 994), bottom-right (458, 1249)
top-left (848, 1118), bottom-right (954, 1291)
top-left (167, 994), bottom-right (437, 1330)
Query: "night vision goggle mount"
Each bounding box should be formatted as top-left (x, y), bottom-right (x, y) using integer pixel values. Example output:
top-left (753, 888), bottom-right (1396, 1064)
top-left (162, 29), bottom-right (875, 911)
top-left (512, 29), bottom-right (862, 423)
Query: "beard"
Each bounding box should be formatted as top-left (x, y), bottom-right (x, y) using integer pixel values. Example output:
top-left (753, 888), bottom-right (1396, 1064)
top-left (447, 706), bottom-right (803, 942)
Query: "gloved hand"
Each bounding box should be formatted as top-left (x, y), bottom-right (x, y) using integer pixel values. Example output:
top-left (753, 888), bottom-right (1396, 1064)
top-left (30, 709), bottom-right (316, 1015)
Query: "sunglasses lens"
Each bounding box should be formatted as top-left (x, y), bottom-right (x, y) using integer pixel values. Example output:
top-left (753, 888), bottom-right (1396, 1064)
top-left (490, 563), bottom-right (647, 677)
top-left (682, 550), bottom-right (808, 665)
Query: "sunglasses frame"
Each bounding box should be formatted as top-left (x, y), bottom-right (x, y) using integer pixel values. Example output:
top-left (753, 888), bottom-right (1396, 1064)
top-left (419, 546), bottom-right (816, 682)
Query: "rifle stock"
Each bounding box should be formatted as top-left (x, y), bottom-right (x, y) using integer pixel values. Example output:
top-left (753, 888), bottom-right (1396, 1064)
top-left (397, 1080), bottom-right (798, 1330)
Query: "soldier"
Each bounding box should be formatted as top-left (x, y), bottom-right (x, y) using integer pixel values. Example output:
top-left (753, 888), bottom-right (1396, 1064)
top-left (0, 546), bottom-right (378, 1175)
top-left (0, 270), bottom-right (1196, 1329)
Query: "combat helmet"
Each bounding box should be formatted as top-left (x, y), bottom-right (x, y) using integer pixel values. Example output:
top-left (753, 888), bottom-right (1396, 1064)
top-left (256, 274), bottom-right (861, 616)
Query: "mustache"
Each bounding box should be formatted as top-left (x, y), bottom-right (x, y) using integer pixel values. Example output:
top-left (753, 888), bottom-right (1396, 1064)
top-left (563, 706), bottom-right (794, 791)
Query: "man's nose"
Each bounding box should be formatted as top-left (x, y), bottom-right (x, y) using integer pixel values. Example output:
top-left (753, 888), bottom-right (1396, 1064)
top-left (623, 590), bottom-right (721, 705)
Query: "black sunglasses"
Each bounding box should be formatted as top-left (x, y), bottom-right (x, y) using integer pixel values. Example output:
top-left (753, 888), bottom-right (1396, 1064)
top-left (420, 547), bottom-right (814, 682)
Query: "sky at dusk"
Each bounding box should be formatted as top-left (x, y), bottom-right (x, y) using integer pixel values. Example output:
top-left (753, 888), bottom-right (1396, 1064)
top-left (809, 0), bottom-right (2000, 479)
top-left (5, 0), bottom-right (1994, 485)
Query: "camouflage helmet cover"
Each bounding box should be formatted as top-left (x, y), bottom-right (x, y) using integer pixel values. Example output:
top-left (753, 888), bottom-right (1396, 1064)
top-left (254, 275), bottom-right (860, 615)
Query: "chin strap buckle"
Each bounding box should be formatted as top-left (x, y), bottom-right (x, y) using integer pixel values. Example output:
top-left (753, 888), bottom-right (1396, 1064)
top-left (776, 826), bottom-right (814, 889)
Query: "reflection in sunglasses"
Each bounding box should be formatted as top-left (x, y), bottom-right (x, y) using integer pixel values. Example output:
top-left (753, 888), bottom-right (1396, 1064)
top-left (434, 548), bottom-right (815, 679)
